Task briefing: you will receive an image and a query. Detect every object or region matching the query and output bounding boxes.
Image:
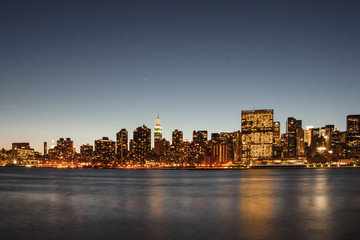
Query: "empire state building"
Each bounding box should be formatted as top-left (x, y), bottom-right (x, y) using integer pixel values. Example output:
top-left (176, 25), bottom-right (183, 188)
top-left (154, 114), bottom-right (163, 156)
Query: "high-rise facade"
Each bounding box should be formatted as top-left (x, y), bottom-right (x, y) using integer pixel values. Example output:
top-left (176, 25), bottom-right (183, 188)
top-left (323, 125), bottom-right (334, 149)
top-left (154, 115), bottom-right (163, 156)
top-left (287, 117), bottom-right (303, 157)
top-left (94, 137), bottom-right (115, 163)
top-left (12, 142), bottom-right (35, 162)
top-left (169, 129), bottom-right (184, 163)
top-left (273, 121), bottom-right (281, 145)
top-left (133, 125), bottom-right (151, 164)
top-left (193, 130), bottom-right (208, 144)
top-left (116, 129), bottom-right (128, 164)
top-left (44, 142), bottom-right (47, 156)
top-left (346, 115), bottom-right (360, 157)
top-left (48, 138), bottom-right (75, 161)
top-left (172, 129), bottom-right (183, 146)
top-left (296, 128), bottom-right (305, 156)
top-left (80, 144), bottom-right (93, 162)
top-left (241, 109), bottom-right (274, 164)
top-left (330, 129), bottom-right (344, 160)
top-left (305, 126), bottom-right (314, 147)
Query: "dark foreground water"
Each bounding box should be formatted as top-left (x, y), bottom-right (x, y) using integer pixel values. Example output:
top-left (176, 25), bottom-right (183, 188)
top-left (0, 168), bottom-right (359, 240)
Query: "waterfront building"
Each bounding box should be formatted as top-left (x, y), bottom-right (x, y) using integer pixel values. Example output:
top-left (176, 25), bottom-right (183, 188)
top-left (170, 129), bottom-right (184, 163)
top-left (192, 130), bottom-right (208, 162)
top-left (322, 125), bottom-right (335, 149)
top-left (12, 142), bottom-right (35, 163)
top-left (116, 128), bottom-right (128, 164)
top-left (80, 144), bottom-right (93, 162)
top-left (133, 125), bottom-right (151, 164)
top-left (44, 142), bottom-right (47, 156)
top-left (211, 141), bottom-right (231, 164)
top-left (287, 117), bottom-right (303, 157)
top-left (193, 130), bottom-right (208, 144)
top-left (232, 131), bottom-right (242, 164)
top-left (296, 128), bottom-right (305, 156)
top-left (273, 121), bottom-right (281, 145)
top-left (172, 129), bottom-right (183, 146)
top-left (330, 129), bottom-right (344, 160)
top-left (305, 126), bottom-right (314, 147)
top-left (346, 115), bottom-right (360, 157)
top-left (94, 137), bottom-right (115, 163)
top-left (241, 109), bottom-right (274, 164)
top-left (48, 138), bottom-right (75, 161)
top-left (306, 128), bottom-right (324, 160)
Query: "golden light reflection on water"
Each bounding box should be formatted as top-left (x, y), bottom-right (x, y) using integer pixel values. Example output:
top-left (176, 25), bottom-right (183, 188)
top-left (2, 169), bottom-right (358, 240)
top-left (237, 174), bottom-right (277, 239)
top-left (297, 170), bottom-right (331, 239)
top-left (149, 175), bottom-right (165, 219)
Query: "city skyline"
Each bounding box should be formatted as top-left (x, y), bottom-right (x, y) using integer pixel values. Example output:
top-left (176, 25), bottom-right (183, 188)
top-left (2, 110), bottom-right (358, 153)
top-left (3, 110), bottom-right (359, 169)
top-left (1, 0), bottom-right (360, 152)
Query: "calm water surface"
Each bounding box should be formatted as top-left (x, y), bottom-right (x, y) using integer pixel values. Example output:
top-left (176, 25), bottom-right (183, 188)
top-left (0, 168), bottom-right (359, 240)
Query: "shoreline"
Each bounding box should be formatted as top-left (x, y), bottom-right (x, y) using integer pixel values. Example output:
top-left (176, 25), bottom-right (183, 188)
top-left (1, 165), bottom-right (359, 170)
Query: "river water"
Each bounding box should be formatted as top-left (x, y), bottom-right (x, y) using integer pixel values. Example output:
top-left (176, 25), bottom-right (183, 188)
top-left (0, 168), bottom-right (359, 240)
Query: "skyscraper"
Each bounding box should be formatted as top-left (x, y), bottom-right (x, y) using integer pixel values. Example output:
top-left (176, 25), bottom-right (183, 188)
top-left (193, 130), bottom-right (208, 144)
top-left (305, 126), bottom-right (314, 147)
top-left (287, 117), bottom-right (302, 157)
top-left (330, 128), bottom-right (345, 160)
top-left (116, 129), bottom-right (128, 164)
top-left (133, 125), bottom-right (151, 164)
top-left (48, 138), bottom-right (75, 161)
top-left (172, 129), bottom-right (183, 145)
top-left (232, 131), bottom-right (242, 164)
top-left (346, 115), bottom-right (360, 157)
top-left (241, 109), bottom-right (274, 164)
top-left (171, 129), bottom-right (184, 163)
top-left (273, 121), bottom-right (281, 145)
top-left (94, 137), bottom-right (115, 163)
top-left (80, 144), bottom-right (93, 162)
top-left (322, 125), bottom-right (334, 149)
top-left (44, 142), bottom-right (47, 156)
top-left (154, 114), bottom-right (163, 156)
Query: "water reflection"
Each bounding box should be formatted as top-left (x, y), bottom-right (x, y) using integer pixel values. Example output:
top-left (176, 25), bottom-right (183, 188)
top-left (297, 170), bottom-right (331, 239)
top-left (0, 168), bottom-right (359, 240)
top-left (237, 172), bottom-right (277, 239)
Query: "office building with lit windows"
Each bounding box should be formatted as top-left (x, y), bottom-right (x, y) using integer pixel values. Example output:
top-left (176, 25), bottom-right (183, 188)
top-left (241, 109), bottom-right (274, 164)
top-left (133, 125), bottom-right (151, 164)
top-left (346, 115), bottom-right (360, 157)
top-left (80, 144), bottom-right (93, 162)
top-left (116, 128), bottom-right (128, 164)
top-left (287, 117), bottom-right (303, 157)
top-left (94, 137), bottom-right (115, 163)
top-left (48, 138), bottom-right (75, 161)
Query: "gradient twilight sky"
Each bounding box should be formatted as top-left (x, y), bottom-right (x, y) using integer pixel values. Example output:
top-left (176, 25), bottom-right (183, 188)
top-left (1, 0), bottom-right (359, 152)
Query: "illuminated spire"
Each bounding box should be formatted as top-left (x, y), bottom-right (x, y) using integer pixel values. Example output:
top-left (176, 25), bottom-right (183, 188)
top-left (156, 113), bottom-right (160, 126)
top-left (154, 113), bottom-right (162, 135)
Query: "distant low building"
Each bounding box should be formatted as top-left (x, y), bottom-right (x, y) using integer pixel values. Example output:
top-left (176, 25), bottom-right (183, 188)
top-left (12, 142), bottom-right (35, 163)
top-left (48, 138), bottom-right (75, 161)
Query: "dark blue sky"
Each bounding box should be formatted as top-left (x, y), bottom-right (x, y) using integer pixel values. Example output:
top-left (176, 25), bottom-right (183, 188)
top-left (1, 0), bottom-right (359, 151)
